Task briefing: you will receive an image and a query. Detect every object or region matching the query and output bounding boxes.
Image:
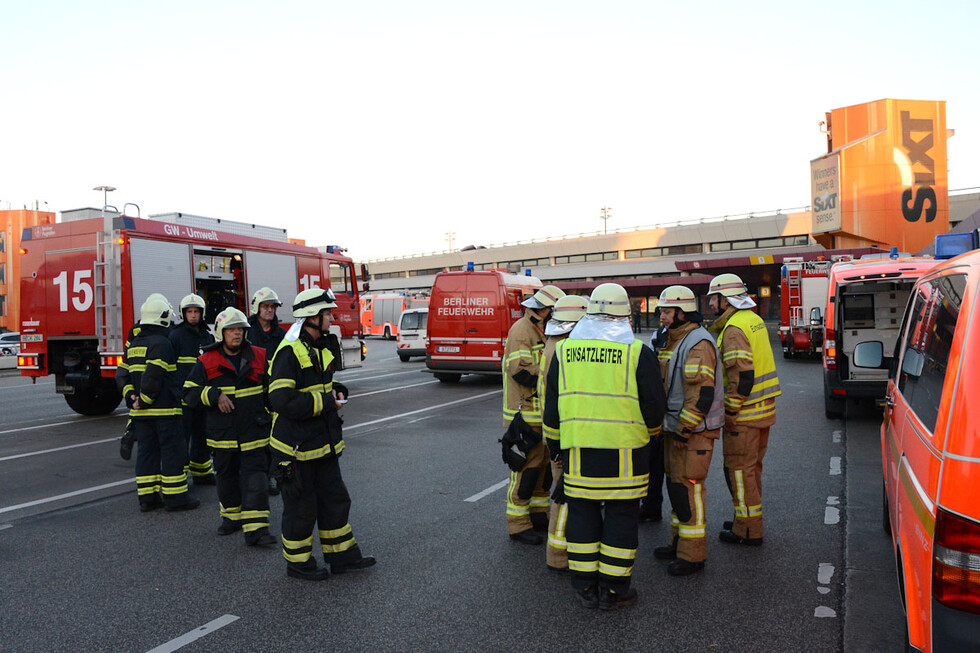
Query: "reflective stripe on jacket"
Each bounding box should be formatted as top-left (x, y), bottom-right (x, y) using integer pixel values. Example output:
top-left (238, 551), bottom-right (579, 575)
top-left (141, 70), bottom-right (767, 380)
top-left (718, 309), bottom-right (781, 407)
top-left (115, 324), bottom-right (182, 418)
top-left (503, 313), bottom-right (545, 427)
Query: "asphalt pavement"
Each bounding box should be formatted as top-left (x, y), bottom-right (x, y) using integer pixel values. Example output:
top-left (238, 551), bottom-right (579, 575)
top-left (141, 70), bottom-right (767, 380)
top-left (0, 336), bottom-right (906, 652)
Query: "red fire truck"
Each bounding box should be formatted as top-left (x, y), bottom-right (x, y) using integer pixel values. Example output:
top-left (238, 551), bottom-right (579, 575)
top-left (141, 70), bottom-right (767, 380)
top-left (779, 256), bottom-right (850, 358)
top-left (18, 209), bottom-right (365, 415)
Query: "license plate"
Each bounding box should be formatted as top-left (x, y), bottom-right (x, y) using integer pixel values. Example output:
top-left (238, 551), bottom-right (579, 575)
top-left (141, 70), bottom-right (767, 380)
top-left (436, 346), bottom-right (460, 353)
top-left (21, 334), bottom-right (43, 343)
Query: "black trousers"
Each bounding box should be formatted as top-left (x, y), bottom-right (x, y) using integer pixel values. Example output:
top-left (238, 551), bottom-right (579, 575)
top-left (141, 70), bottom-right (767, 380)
top-left (181, 407), bottom-right (213, 477)
top-left (135, 417), bottom-right (193, 508)
top-left (565, 496), bottom-right (640, 594)
top-left (213, 447), bottom-right (270, 541)
top-left (641, 438), bottom-right (665, 513)
top-left (280, 455), bottom-right (362, 566)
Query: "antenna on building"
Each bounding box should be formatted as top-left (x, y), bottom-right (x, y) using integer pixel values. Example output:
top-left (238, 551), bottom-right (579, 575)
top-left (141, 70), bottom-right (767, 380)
top-left (600, 206), bottom-right (613, 234)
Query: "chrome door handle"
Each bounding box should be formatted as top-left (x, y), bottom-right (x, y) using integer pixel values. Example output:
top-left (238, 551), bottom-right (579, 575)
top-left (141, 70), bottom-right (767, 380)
top-left (885, 395), bottom-right (895, 409)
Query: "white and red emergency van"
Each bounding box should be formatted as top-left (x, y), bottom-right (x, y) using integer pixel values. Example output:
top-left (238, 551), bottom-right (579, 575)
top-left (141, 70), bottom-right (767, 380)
top-left (425, 267), bottom-right (541, 382)
top-left (779, 256), bottom-right (850, 358)
top-left (17, 209), bottom-right (365, 415)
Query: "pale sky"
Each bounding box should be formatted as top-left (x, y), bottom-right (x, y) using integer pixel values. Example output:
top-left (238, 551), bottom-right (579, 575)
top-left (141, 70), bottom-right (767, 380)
top-left (2, 1), bottom-right (978, 261)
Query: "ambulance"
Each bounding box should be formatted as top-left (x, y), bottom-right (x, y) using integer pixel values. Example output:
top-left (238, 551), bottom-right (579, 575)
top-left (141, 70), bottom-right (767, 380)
top-left (822, 251), bottom-right (939, 418)
top-left (425, 266), bottom-right (541, 382)
top-left (17, 209), bottom-right (365, 415)
top-left (852, 231), bottom-right (980, 652)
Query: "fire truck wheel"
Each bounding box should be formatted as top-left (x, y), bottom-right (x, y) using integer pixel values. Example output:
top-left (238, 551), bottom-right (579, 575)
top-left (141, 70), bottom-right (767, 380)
top-left (434, 373), bottom-right (461, 383)
top-left (64, 380), bottom-right (123, 416)
top-left (384, 326), bottom-right (392, 340)
top-left (783, 349), bottom-right (793, 359)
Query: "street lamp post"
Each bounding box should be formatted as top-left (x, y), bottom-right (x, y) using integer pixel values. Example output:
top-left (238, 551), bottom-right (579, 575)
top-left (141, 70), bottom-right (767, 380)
top-left (600, 206), bottom-right (613, 234)
top-left (93, 185), bottom-right (116, 214)
top-left (445, 231), bottom-right (456, 251)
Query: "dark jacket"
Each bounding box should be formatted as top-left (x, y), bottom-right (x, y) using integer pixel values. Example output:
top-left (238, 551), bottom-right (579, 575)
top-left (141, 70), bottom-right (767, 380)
top-left (169, 321), bottom-right (216, 386)
top-left (247, 314), bottom-right (286, 360)
top-left (183, 342), bottom-right (270, 451)
top-left (115, 324), bottom-right (182, 419)
top-left (268, 329), bottom-right (348, 462)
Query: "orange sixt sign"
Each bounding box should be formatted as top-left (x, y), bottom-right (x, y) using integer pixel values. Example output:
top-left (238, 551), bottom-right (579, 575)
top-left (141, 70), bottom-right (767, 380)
top-left (900, 110), bottom-right (938, 223)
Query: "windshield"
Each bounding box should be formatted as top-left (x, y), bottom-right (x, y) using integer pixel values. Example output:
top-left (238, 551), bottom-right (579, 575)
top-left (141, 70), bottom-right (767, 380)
top-left (400, 311), bottom-right (427, 331)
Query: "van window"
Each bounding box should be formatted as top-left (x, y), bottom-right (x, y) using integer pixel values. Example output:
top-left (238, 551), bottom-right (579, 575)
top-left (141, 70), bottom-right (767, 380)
top-left (896, 274), bottom-right (967, 432)
top-left (400, 311), bottom-right (427, 331)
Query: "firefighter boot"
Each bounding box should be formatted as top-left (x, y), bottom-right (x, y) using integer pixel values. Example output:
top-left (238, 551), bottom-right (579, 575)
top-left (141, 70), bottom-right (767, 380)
top-left (654, 535), bottom-right (678, 560)
top-left (510, 529), bottom-right (543, 545)
top-left (165, 498), bottom-right (201, 512)
top-left (598, 587), bottom-right (638, 611)
top-left (530, 512), bottom-right (549, 533)
top-left (668, 559), bottom-right (705, 577)
top-left (638, 502), bottom-right (662, 523)
top-left (193, 474), bottom-right (217, 486)
top-left (287, 559), bottom-right (329, 581)
top-left (245, 528), bottom-right (277, 549)
top-left (719, 529), bottom-right (763, 546)
top-left (331, 556), bottom-right (377, 574)
top-left (576, 586), bottom-right (599, 609)
top-left (217, 518), bottom-right (241, 536)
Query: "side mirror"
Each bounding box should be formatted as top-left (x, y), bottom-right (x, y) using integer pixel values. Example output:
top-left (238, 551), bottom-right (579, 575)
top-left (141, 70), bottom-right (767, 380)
top-left (852, 341), bottom-right (884, 368)
top-left (901, 348), bottom-right (924, 378)
top-left (360, 263), bottom-right (370, 293)
top-left (809, 307), bottom-right (823, 326)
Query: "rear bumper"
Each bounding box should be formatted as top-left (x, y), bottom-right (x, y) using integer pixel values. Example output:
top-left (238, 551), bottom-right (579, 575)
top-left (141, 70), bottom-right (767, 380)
top-left (931, 600), bottom-right (980, 652)
top-left (823, 370), bottom-right (887, 400)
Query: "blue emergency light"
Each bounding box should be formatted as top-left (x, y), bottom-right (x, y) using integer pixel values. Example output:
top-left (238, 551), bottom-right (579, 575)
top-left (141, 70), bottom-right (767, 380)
top-left (934, 231), bottom-right (980, 260)
top-left (525, 269), bottom-right (531, 276)
top-left (466, 261), bottom-right (474, 272)
top-left (889, 246), bottom-right (899, 259)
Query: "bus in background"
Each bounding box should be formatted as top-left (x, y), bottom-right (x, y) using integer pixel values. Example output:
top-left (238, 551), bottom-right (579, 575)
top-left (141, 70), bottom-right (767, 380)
top-left (360, 292), bottom-right (429, 339)
top-left (396, 308), bottom-right (428, 362)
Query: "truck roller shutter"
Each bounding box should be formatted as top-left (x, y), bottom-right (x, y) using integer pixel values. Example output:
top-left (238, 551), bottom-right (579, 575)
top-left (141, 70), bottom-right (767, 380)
top-left (128, 238), bottom-right (192, 312)
top-left (244, 251), bottom-right (299, 322)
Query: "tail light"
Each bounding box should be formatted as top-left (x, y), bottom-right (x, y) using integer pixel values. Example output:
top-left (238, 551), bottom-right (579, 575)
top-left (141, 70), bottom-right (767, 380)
top-left (824, 329), bottom-right (837, 369)
top-left (17, 353), bottom-right (41, 369)
top-left (101, 353), bottom-right (124, 368)
top-left (933, 508), bottom-right (980, 613)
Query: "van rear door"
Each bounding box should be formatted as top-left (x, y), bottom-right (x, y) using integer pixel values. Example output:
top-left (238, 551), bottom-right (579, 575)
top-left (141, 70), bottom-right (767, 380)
top-left (837, 279), bottom-right (916, 383)
top-left (462, 273), bottom-right (504, 370)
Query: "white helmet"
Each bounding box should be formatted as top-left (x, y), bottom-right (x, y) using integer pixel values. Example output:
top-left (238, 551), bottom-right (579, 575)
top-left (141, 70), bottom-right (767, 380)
top-left (587, 283), bottom-right (631, 317)
top-left (658, 285), bottom-right (697, 313)
top-left (250, 287), bottom-right (282, 315)
top-left (707, 273), bottom-right (756, 309)
top-left (521, 285), bottom-right (565, 310)
top-left (146, 293), bottom-right (173, 312)
top-left (214, 307), bottom-right (250, 341)
top-left (140, 296), bottom-right (172, 328)
top-left (545, 295), bottom-right (589, 336)
top-left (179, 293), bottom-right (206, 315)
top-left (293, 287), bottom-right (338, 318)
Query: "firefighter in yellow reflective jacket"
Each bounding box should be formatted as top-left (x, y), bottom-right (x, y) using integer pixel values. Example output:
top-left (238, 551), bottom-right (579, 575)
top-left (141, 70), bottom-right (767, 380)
top-left (540, 295), bottom-right (589, 572)
top-left (115, 296), bottom-right (200, 513)
top-left (543, 283), bottom-right (666, 610)
top-left (268, 288), bottom-right (376, 581)
top-left (707, 273), bottom-right (781, 545)
top-left (651, 286), bottom-right (724, 576)
top-left (503, 284), bottom-right (565, 545)
top-left (183, 308), bottom-right (276, 548)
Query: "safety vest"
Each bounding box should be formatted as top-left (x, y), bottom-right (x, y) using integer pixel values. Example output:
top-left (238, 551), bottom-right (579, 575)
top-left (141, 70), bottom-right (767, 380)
top-left (663, 326), bottom-right (725, 434)
top-left (718, 309), bottom-right (781, 406)
top-left (555, 339), bottom-right (648, 449)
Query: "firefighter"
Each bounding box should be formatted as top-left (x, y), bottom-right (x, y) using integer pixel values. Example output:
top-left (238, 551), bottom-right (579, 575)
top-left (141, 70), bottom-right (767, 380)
top-left (268, 287), bottom-right (376, 581)
top-left (706, 273), bottom-right (781, 545)
top-left (639, 320), bottom-right (670, 523)
top-left (651, 286), bottom-right (724, 576)
top-left (541, 294), bottom-right (589, 572)
top-left (116, 296), bottom-right (200, 513)
top-left (247, 286), bottom-right (287, 496)
top-left (503, 284), bottom-right (565, 545)
top-left (543, 283), bottom-right (666, 610)
top-left (247, 287), bottom-right (287, 358)
top-left (170, 293), bottom-right (217, 485)
top-left (183, 308), bottom-right (276, 547)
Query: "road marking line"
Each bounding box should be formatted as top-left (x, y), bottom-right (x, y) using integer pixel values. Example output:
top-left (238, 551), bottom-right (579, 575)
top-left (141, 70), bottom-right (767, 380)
top-left (814, 606), bottom-right (837, 618)
top-left (345, 390), bottom-right (501, 431)
top-left (829, 457), bottom-right (841, 475)
top-left (0, 478), bottom-right (133, 514)
top-left (146, 614), bottom-right (240, 653)
top-left (832, 430), bottom-right (842, 443)
top-left (408, 415), bottom-right (437, 424)
top-left (464, 479), bottom-right (509, 503)
top-left (355, 380), bottom-right (438, 397)
top-left (827, 496), bottom-right (839, 505)
top-left (0, 414), bottom-right (122, 436)
top-left (817, 587), bottom-right (830, 594)
top-left (336, 370), bottom-right (416, 382)
top-left (0, 437), bottom-right (119, 462)
top-left (818, 562), bottom-right (834, 585)
top-left (0, 524), bottom-right (12, 531)
top-left (824, 507), bottom-right (840, 525)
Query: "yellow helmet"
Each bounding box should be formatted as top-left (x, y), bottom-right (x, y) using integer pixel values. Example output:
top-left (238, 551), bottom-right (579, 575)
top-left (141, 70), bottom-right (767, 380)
top-left (214, 307), bottom-right (249, 341)
top-left (179, 293), bottom-right (206, 314)
top-left (521, 284), bottom-right (565, 310)
top-left (546, 295), bottom-right (589, 335)
top-left (250, 287), bottom-right (282, 315)
top-left (707, 273), bottom-right (748, 297)
top-left (293, 287), bottom-right (338, 318)
top-left (587, 283), bottom-right (631, 317)
top-left (658, 285), bottom-right (697, 312)
top-left (140, 296), bottom-right (172, 328)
